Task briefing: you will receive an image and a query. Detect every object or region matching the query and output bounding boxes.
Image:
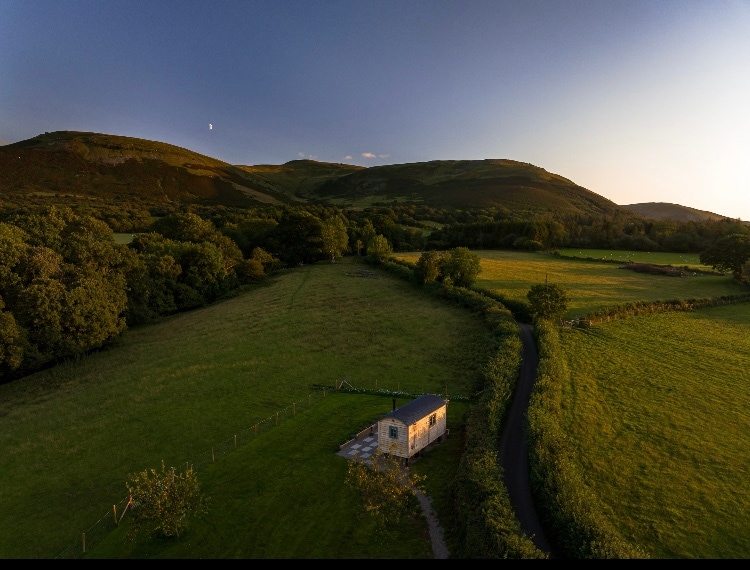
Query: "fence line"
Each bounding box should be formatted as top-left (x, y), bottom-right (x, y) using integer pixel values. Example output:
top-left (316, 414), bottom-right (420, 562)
top-left (54, 381), bottom-right (462, 558)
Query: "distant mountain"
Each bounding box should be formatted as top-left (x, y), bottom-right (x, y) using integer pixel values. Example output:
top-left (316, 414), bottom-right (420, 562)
top-left (0, 131), bottom-right (359, 210)
top-left (621, 202), bottom-right (738, 222)
top-left (0, 131), bottom-right (702, 221)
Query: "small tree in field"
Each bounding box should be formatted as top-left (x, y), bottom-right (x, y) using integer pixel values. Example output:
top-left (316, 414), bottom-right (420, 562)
top-left (527, 282), bottom-right (569, 321)
top-left (124, 461), bottom-right (208, 540)
top-left (345, 447), bottom-right (425, 531)
top-left (366, 234), bottom-right (393, 264)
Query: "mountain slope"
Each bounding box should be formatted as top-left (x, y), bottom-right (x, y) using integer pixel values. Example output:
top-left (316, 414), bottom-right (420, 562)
top-left (0, 131), bottom-right (641, 217)
top-left (315, 158), bottom-right (628, 216)
top-left (0, 131), bottom-right (355, 209)
top-left (621, 202), bottom-right (736, 222)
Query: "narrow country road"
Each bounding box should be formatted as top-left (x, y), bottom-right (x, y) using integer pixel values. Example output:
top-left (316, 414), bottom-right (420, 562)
top-left (498, 322), bottom-right (555, 557)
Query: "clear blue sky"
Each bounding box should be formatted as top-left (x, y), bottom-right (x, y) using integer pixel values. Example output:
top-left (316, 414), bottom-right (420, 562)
top-left (2, 0), bottom-right (749, 220)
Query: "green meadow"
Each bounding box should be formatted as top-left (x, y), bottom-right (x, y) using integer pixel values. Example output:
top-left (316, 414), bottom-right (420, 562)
top-left (0, 256), bottom-right (487, 559)
top-left (557, 306), bottom-right (750, 558)
top-left (554, 248), bottom-right (712, 268)
top-left (395, 250), bottom-right (744, 318)
top-left (393, 248), bottom-right (750, 558)
top-left (2, 250), bottom-right (749, 558)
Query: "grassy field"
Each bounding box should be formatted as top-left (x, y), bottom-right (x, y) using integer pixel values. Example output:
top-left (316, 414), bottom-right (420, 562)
top-left (394, 248), bottom-right (750, 558)
top-left (554, 248), bottom-right (712, 268)
top-left (557, 305), bottom-right (750, 558)
top-left (3, 249), bottom-right (749, 558)
top-left (0, 256), bottom-right (491, 558)
top-left (394, 250), bottom-right (745, 318)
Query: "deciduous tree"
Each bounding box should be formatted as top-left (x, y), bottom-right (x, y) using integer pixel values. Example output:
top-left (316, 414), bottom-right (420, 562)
top-left (321, 216), bottom-right (349, 263)
top-left (366, 234), bottom-right (392, 264)
top-left (441, 247), bottom-right (481, 287)
top-left (415, 250), bottom-right (444, 284)
top-left (344, 447), bottom-right (425, 530)
top-left (527, 282), bottom-right (569, 321)
top-left (699, 233), bottom-right (750, 279)
top-left (125, 461), bottom-right (208, 540)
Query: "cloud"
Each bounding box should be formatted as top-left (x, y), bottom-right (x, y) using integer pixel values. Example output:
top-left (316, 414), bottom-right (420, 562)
top-left (361, 152), bottom-right (376, 159)
top-left (378, 154), bottom-right (390, 159)
top-left (344, 155), bottom-right (353, 160)
top-left (298, 152), bottom-right (317, 160)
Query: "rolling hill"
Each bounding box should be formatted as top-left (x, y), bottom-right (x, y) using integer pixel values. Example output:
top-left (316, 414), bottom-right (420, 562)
top-left (0, 131), bottom-right (628, 216)
top-left (0, 131), bottom-right (714, 222)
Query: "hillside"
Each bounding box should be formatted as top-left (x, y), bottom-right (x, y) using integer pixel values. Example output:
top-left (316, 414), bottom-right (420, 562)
top-left (313, 159), bottom-right (629, 216)
top-left (622, 202), bottom-right (738, 222)
top-left (1, 131), bottom-right (635, 217)
top-left (0, 131), bottom-right (327, 210)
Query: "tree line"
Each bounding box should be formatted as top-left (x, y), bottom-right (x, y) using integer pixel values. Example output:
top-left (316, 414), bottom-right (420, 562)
top-left (2, 202), bottom-right (749, 381)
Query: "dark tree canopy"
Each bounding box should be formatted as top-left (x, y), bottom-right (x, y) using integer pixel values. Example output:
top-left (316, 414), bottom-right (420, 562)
top-left (699, 233), bottom-right (750, 279)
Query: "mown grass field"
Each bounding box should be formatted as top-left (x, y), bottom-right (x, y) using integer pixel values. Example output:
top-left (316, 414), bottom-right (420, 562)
top-left (0, 256), bottom-right (490, 558)
top-left (395, 250), bottom-right (744, 318)
top-left (558, 305), bottom-right (750, 558)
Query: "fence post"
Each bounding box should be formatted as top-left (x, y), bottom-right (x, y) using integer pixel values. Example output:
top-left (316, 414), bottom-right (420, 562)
top-left (276, 412), bottom-right (279, 426)
top-left (212, 447), bottom-right (215, 463)
top-left (234, 434), bottom-right (237, 449)
top-left (113, 504), bottom-right (117, 525)
top-left (82, 532), bottom-right (86, 554)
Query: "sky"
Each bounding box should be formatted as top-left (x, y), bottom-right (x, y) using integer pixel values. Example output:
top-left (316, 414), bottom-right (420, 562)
top-left (2, 0), bottom-right (749, 220)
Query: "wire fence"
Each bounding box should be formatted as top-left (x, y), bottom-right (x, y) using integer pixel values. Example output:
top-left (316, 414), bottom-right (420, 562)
top-left (55, 386), bottom-right (338, 558)
top-left (54, 381), bottom-right (465, 559)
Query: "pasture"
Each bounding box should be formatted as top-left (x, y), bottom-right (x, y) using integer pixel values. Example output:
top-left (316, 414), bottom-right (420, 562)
top-left (554, 248), bottom-right (712, 268)
top-left (0, 256), bottom-right (489, 558)
top-left (2, 248), bottom-right (748, 558)
top-left (557, 305), bottom-right (750, 558)
top-left (394, 250), bottom-right (745, 318)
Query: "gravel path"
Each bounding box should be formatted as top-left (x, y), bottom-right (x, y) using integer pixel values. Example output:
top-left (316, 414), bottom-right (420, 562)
top-left (416, 491), bottom-right (449, 559)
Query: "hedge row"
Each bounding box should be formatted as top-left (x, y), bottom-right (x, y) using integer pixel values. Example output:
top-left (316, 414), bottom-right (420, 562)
top-left (527, 319), bottom-right (649, 558)
top-left (376, 256), bottom-right (545, 557)
top-left (571, 292), bottom-right (750, 327)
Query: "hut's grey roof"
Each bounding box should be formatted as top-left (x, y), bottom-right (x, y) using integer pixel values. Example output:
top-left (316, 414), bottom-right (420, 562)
top-left (381, 395), bottom-right (446, 425)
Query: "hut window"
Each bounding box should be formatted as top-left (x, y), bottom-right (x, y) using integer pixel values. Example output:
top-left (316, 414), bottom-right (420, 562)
top-left (389, 426), bottom-right (398, 439)
top-left (429, 413), bottom-right (437, 427)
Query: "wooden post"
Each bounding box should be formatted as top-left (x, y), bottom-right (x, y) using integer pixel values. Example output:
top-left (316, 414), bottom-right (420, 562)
top-left (234, 434), bottom-right (237, 448)
top-left (113, 504), bottom-right (117, 525)
top-left (82, 532), bottom-right (86, 554)
top-left (212, 447), bottom-right (215, 463)
top-left (276, 412), bottom-right (279, 426)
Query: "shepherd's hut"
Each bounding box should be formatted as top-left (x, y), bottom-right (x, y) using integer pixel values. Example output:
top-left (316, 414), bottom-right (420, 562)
top-left (377, 394), bottom-right (447, 460)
